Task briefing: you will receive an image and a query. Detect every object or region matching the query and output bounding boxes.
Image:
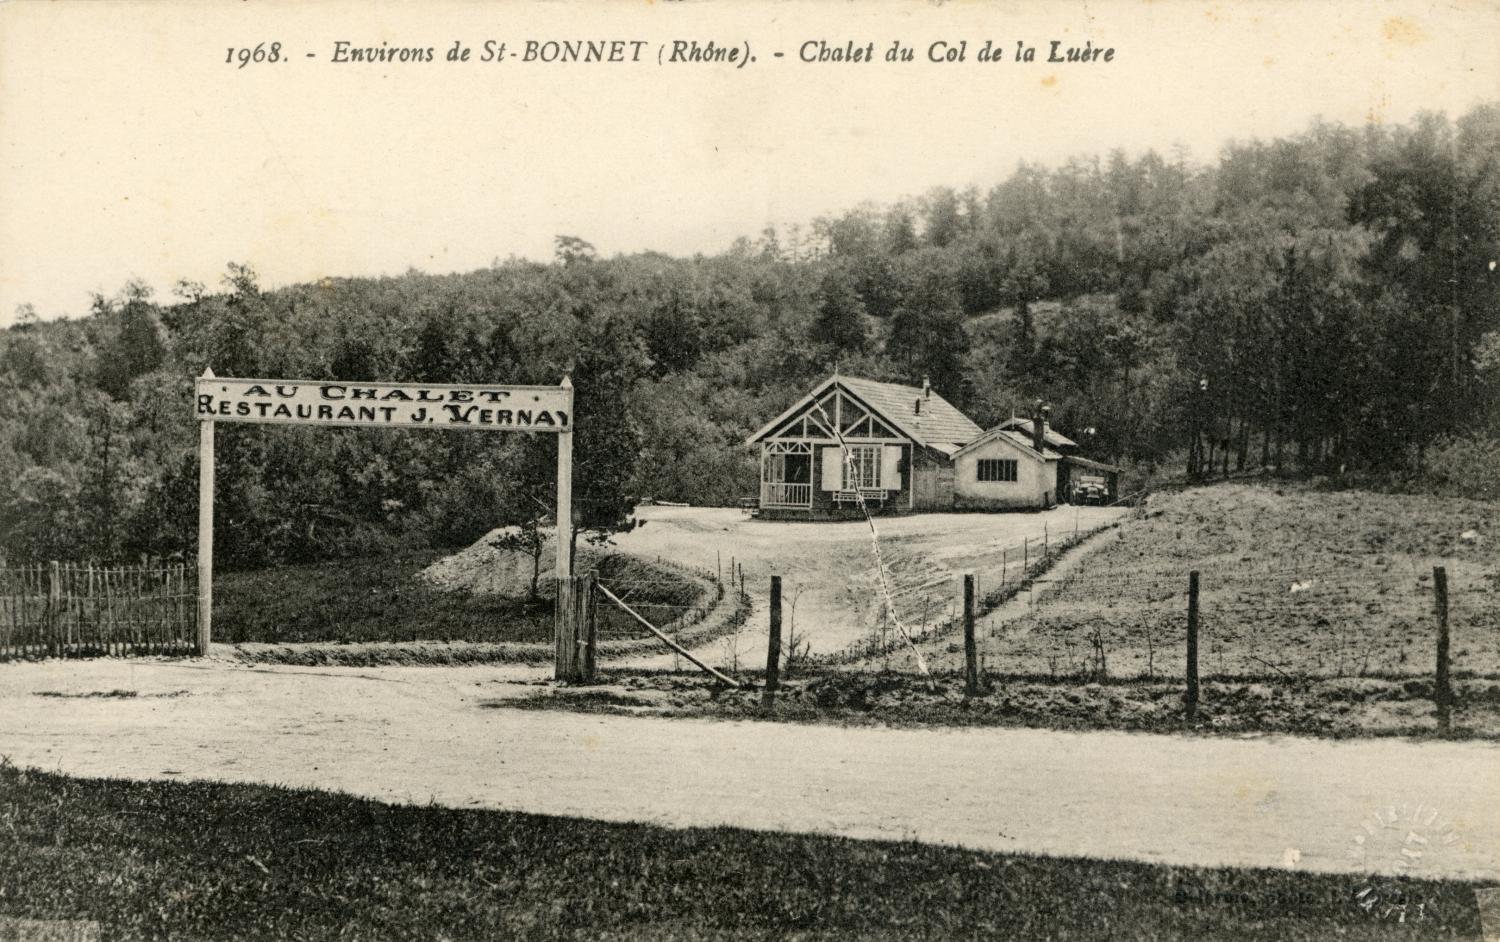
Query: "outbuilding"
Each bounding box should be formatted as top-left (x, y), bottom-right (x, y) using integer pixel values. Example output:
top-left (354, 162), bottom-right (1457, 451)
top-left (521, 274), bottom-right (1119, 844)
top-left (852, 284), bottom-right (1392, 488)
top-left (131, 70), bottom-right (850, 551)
top-left (948, 424), bottom-right (1063, 510)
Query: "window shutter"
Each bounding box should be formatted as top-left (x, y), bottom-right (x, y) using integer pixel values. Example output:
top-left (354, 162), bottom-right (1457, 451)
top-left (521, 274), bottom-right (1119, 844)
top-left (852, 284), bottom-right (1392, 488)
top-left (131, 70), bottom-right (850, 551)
top-left (820, 446), bottom-right (843, 491)
top-left (881, 446), bottom-right (902, 490)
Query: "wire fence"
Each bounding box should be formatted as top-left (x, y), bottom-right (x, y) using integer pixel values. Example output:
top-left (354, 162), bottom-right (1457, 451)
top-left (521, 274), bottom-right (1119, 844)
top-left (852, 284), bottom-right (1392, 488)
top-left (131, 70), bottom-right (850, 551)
top-left (983, 554), bottom-right (1498, 681)
top-left (820, 513), bottom-right (1127, 664)
top-left (592, 555), bottom-right (732, 642)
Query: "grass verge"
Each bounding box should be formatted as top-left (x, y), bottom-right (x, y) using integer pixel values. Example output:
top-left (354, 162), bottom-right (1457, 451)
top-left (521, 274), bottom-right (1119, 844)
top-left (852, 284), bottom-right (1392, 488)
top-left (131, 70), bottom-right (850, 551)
top-left (215, 550), bottom-right (703, 646)
top-left (0, 762), bottom-right (1487, 940)
top-left (222, 569), bottom-right (751, 668)
top-left (503, 669), bottom-right (1500, 740)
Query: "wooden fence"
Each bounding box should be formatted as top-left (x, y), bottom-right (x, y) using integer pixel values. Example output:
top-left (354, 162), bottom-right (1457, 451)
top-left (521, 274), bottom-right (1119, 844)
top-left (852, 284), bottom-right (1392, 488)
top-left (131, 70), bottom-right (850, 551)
top-left (0, 561), bottom-right (197, 659)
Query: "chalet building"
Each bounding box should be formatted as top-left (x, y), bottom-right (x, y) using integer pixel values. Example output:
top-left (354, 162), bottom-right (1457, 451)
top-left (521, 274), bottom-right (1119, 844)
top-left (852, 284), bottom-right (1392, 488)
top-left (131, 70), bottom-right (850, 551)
top-left (746, 375), bottom-right (1118, 519)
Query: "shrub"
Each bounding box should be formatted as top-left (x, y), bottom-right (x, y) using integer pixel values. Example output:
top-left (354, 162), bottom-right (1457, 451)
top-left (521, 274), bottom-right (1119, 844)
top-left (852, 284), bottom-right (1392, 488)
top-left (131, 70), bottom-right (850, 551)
top-left (1422, 433), bottom-right (1500, 501)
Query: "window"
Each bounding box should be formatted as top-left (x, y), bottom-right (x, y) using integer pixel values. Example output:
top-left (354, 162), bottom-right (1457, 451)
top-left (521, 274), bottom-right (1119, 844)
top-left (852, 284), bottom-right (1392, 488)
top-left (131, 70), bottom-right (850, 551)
top-left (977, 458), bottom-right (1018, 483)
top-left (846, 445), bottom-right (881, 488)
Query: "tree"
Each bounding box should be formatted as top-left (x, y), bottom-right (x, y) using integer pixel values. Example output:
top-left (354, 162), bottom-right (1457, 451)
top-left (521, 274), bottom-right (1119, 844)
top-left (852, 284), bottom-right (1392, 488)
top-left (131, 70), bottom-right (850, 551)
top-left (810, 264), bottom-right (868, 355)
top-left (0, 466), bottom-right (84, 561)
top-left (1350, 110), bottom-right (1500, 452)
top-left (76, 394), bottom-right (144, 558)
top-left (1001, 243), bottom-right (1049, 386)
top-left (554, 235), bottom-right (597, 267)
top-left (921, 187), bottom-right (964, 248)
top-left (490, 513), bottom-right (548, 602)
top-left (886, 250), bottom-right (969, 398)
top-left (884, 205), bottom-right (919, 255)
top-left (96, 286), bottom-right (168, 399)
top-left (1, 306), bottom-right (52, 387)
top-left (172, 279), bottom-right (206, 304)
top-left (180, 262), bottom-right (267, 377)
top-left (814, 204), bottom-right (883, 259)
top-left (496, 310), bottom-right (653, 577)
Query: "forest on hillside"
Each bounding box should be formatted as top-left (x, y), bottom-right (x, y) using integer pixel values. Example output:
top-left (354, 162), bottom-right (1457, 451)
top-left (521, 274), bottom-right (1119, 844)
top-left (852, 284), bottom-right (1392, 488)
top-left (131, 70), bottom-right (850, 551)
top-left (3, 105), bottom-right (1499, 569)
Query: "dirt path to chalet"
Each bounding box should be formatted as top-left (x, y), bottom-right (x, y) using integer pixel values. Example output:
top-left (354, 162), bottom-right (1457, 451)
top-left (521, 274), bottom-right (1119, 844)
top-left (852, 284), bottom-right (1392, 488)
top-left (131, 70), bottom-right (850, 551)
top-left (883, 519), bottom-right (1125, 673)
top-left (614, 504), bottom-right (1127, 666)
top-left (1, 659), bottom-right (1496, 881)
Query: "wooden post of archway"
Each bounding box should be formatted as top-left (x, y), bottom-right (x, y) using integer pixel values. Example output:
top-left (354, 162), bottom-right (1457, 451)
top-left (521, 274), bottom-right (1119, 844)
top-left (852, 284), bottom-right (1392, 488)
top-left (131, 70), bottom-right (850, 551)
top-left (552, 375), bottom-right (598, 682)
top-left (554, 376), bottom-right (573, 581)
top-left (194, 370), bottom-right (586, 679)
top-left (196, 369), bottom-right (216, 655)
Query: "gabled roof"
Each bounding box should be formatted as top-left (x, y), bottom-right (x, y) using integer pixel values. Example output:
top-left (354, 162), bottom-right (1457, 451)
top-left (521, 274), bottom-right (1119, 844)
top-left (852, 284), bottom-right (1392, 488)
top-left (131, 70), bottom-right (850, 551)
top-left (746, 375), bottom-right (982, 453)
top-left (951, 427), bottom-right (1064, 462)
top-left (997, 417), bottom-right (1079, 450)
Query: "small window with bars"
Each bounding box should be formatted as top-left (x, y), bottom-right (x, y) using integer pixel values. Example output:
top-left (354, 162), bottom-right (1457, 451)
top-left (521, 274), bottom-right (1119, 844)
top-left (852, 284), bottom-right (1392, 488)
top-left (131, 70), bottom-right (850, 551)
top-left (977, 458), bottom-right (1018, 483)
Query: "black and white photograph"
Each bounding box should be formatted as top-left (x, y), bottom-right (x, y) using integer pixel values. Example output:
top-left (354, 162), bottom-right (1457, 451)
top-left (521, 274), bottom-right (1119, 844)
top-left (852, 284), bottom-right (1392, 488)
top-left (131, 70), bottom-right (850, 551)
top-left (1, 0), bottom-right (1498, 938)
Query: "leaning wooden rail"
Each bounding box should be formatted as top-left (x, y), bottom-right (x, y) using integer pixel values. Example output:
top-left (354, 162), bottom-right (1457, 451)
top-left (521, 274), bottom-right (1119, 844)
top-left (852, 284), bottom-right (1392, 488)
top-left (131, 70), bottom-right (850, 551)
top-left (595, 582), bottom-right (742, 688)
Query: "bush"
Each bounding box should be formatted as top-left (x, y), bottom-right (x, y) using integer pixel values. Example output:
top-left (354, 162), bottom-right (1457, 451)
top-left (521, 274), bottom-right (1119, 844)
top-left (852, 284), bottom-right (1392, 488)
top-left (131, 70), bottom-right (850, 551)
top-left (1422, 433), bottom-right (1500, 501)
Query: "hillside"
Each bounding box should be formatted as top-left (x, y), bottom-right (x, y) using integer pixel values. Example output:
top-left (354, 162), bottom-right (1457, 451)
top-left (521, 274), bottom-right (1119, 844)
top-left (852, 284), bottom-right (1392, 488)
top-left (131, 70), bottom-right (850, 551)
top-left (2, 104), bottom-right (1499, 571)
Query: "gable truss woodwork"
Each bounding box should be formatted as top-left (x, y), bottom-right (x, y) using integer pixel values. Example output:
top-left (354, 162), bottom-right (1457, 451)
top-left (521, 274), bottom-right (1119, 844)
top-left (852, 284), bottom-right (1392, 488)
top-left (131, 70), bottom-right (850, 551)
top-left (767, 386), bottom-right (904, 442)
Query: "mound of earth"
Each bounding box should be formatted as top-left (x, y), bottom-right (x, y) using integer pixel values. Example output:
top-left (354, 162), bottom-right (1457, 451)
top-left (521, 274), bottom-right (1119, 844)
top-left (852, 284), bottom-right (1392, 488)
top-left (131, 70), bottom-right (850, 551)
top-left (420, 526), bottom-right (561, 598)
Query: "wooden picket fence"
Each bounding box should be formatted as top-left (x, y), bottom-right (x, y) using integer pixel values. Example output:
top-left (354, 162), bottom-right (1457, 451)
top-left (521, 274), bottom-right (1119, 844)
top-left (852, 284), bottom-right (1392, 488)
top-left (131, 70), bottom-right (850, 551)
top-left (0, 561), bottom-right (197, 659)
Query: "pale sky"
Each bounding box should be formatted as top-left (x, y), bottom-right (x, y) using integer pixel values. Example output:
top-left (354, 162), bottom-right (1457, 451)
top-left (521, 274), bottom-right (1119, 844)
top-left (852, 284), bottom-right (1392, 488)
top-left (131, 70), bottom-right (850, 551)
top-left (1, 0), bottom-right (1497, 323)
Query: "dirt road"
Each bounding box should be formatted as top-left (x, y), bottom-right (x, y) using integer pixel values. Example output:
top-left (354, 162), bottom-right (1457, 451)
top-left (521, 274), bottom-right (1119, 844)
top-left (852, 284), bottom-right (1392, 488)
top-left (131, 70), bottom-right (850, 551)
top-left (613, 504), bottom-right (1126, 662)
top-left (2, 659), bottom-right (1495, 881)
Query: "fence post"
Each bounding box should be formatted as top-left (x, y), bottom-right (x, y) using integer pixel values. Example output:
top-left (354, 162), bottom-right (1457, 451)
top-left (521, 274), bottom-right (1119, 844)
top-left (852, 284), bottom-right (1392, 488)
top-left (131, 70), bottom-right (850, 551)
top-left (763, 575), bottom-right (782, 708)
top-left (1185, 570), bottom-right (1200, 719)
top-left (85, 565), bottom-right (95, 655)
top-left (963, 573), bottom-right (978, 696)
top-left (555, 574), bottom-right (596, 683)
top-left (48, 560), bottom-right (61, 658)
top-left (1023, 537), bottom-right (1029, 572)
top-left (1044, 523), bottom-right (1049, 560)
top-left (1433, 566), bottom-right (1451, 735)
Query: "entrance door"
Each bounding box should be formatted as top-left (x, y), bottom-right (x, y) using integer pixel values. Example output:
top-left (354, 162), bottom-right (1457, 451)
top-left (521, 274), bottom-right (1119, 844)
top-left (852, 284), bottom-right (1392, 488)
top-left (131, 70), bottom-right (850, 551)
top-left (783, 452), bottom-right (810, 485)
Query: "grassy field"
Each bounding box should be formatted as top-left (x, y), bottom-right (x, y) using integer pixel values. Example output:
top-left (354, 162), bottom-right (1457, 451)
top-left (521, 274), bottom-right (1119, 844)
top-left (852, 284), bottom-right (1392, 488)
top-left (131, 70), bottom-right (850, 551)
top-left (215, 550), bottom-right (703, 645)
top-left (0, 762), bottom-right (1488, 941)
top-left (899, 483), bottom-right (1500, 681)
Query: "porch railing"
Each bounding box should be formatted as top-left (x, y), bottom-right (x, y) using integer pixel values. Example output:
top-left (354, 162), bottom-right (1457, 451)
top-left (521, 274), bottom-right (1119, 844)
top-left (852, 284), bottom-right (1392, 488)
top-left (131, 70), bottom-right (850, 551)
top-left (760, 482), bottom-right (812, 508)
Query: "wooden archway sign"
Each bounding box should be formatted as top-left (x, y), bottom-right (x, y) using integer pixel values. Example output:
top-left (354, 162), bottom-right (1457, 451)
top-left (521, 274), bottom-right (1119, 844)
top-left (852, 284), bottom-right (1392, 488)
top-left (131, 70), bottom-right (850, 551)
top-left (193, 369), bottom-right (579, 675)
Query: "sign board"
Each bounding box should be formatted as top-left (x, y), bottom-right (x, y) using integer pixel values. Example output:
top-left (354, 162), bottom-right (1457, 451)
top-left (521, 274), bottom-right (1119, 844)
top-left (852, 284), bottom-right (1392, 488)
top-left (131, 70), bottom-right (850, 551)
top-left (195, 377), bottom-right (571, 432)
top-left (193, 370), bottom-right (577, 661)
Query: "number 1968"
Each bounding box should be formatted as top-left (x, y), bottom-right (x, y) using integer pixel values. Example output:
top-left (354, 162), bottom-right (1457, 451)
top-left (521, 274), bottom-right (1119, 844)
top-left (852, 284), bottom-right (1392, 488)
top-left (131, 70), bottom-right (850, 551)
top-left (226, 43), bottom-right (282, 67)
